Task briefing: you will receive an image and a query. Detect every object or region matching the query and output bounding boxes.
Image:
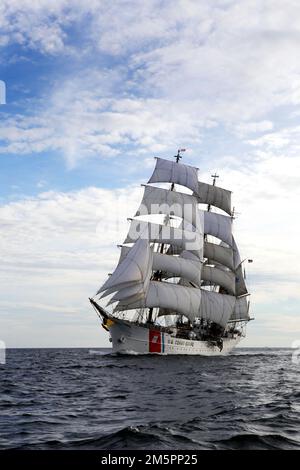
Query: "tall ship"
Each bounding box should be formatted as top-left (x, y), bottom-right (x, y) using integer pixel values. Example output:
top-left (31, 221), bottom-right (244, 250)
top-left (90, 150), bottom-right (253, 355)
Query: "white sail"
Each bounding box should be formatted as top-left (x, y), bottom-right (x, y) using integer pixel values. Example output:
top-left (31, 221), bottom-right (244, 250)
top-left (117, 244), bottom-right (132, 265)
top-left (153, 252), bottom-right (202, 287)
top-left (135, 185), bottom-right (200, 229)
top-left (165, 244), bottom-right (202, 262)
top-left (115, 281), bottom-right (235, 327)
top-left (235, 265), bottom-right (248, 296)
top-left (124, 220), bottom-right (203, 257)
top-left (232, 236), bottom-right (241, 268)
top-left (166, 240), bottom-right (234, 271)
top-left (115, 281), bottom-right (199, 321)
top-left (203, 211), bottom-right (233, 246)
top-left (230, 296), bottom-right (249, 321)
top-left (202, 265), bottom-right (235, 295)
top-left (108, 284), bottom-right (147, 304)
top-left (148, 157), bottom-right (199, 194)
top-left (200, 289), bottom-right (235, 327)
top-left (203, 241), bottom-right (234, 271)
top-left (232, 237), bottom-right (248, 296)
top-left (194, 182), bottom-right (232, 215)
top-left (98, 238), bottom-right (152, 298)
top-left (118, 245), bottom-right (202, 287)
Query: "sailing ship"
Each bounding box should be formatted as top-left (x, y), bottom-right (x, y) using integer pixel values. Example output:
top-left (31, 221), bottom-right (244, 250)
top-left (90, 150), bottom-right (253, 355)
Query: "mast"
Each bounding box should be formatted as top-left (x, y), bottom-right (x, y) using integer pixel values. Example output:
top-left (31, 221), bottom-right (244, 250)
top-left (172, 149), bottom-right (186, 326)
top-left (207, 172), bottom-right (219, 213)
top-left (170, 148), bottom-right (184, 189)
top-left (204, 172), bottom-right (219, 285)
top-left (148, 149), bottom-right (185, 324)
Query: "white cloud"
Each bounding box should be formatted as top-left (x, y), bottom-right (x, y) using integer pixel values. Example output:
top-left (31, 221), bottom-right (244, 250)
top-left (269, 315), bottom-right (300, 334)
top-left (0, 72), bottom-right (206, 165)
top-left (195, 150), bottom-right (300, 314)
top-left (234, 121), bottom-right (274, 137)
top-left (247, 125), bottom-right (300, 155)
top-left (0, 185), bottom-right (143, 347)
top-left (0, 300), bottom-right (82, 315)
top-left (117, 1), bottom-right (300, 121)
top-left (2, 1), bottom-right (300, 164)
top-left (0, 0), bottom-right (71, 54)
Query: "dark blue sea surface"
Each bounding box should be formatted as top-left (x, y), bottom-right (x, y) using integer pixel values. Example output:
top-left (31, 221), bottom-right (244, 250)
top-left (0, 348), bottom-right (299, 450)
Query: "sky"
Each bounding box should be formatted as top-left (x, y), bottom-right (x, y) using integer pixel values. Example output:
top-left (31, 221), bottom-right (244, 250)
top-left (0, 0), bottom-right (300, 348)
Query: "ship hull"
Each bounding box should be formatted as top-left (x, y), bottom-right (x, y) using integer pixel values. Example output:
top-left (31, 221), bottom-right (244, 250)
top-left (107, 317), bottom-right (241, 356)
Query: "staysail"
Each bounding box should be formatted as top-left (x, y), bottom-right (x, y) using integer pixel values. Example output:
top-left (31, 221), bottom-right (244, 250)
top-left (98, 238), bottom-right (153, 298)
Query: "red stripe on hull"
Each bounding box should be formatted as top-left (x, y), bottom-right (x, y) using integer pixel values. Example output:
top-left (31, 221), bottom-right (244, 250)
top-left (149, 330), bottom-right (161, 353)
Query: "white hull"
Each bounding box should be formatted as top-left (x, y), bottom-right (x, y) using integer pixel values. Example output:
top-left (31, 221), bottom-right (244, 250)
top-left (107, 318), bottom-right (241, 356)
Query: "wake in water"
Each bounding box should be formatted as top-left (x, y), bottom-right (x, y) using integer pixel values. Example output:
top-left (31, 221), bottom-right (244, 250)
top-left (88, 349), bottom-right (111, 356)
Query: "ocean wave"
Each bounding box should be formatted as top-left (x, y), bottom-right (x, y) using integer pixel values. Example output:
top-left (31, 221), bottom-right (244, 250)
top-left (216, 433), bottom-right (300, 450)
top-left (1, 348), bottom-right (299, 450)
top-left (64, 425), bottom-right (202, 450)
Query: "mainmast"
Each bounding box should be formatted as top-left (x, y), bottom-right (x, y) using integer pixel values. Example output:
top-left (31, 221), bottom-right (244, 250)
top-left (147, 149), bottom-right (186, 324)
top-left (207, 172), bottom-right (219, 212)
top-left (204, 172), bottom-right (219, 274)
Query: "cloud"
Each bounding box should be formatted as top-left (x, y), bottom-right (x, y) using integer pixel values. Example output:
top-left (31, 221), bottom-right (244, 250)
top-left (2, 1), bottom-right (300, 166)
top-left (0, 185), bottom-right (143, 347)
top-left (0, 71), bottom-right (207, 166)
top-left (0, 186), bottom-right (144, 307)
top-left (269, 315), bottom-right (300, 334)
top-left (234, 121), bottom-right (274, 137)
top-left (0, 0), bottom-right (70, 54)
top-left (113, 0), bottom-right (300, 121)
top-left (195, 149), bottom-right (300, 311)
top-left (0, 300), bottom-right (82, 315)
top-left (247, 125), bottom-right (300, 156)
